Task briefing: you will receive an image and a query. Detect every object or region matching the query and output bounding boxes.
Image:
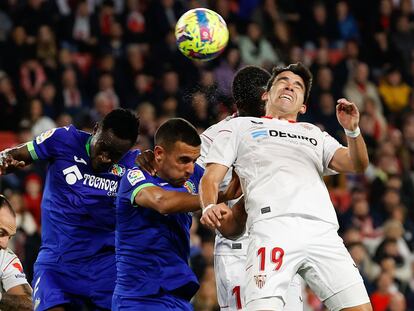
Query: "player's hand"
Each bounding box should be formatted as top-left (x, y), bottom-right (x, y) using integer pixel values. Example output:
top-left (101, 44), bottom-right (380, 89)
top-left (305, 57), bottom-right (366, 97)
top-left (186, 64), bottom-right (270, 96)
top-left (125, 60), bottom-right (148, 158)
top-left (0, 153), bottom-right (25, 175)
top-left (135, 150), bottom-right (156, 176)
top-left (222, 170), bottom-right (242, 201)
top-left (336, 98), bottom-right (360, 131)
top-left (200, 203), bottom-right (231, 230)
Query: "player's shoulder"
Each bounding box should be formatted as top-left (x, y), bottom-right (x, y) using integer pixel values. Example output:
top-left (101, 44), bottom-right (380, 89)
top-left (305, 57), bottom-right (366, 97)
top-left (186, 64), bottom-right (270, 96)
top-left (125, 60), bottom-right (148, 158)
top-left (296, 122), bottom-right (323, 133)
top-left (122, 166), bottom-right (153, 188)
top-left (202, 116), bottom-right (235, 137)
top-left (118, 149), bottom-right (141, 169)
top-left (0, 248), bottom-right (17, 268)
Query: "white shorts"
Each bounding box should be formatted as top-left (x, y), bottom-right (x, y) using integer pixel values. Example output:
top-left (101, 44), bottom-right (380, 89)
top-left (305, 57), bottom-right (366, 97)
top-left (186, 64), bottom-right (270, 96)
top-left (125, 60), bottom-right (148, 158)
top-left (214, 254), bottom-right (303, 310)
top-left (244, 216), bottom-right (370, 310)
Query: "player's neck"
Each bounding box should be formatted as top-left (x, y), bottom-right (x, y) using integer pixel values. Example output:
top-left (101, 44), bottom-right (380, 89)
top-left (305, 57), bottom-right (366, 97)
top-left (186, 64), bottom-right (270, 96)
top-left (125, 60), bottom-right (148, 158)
top-left (263, 110), bottom-right (298, 122)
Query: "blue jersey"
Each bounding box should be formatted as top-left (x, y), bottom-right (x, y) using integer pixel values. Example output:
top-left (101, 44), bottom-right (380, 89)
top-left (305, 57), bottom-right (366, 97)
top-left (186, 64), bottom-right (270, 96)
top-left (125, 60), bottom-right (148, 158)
top-left (27, 125), bottom-right (139, 264)
top-left (114, 164), bottom-right (204, 299)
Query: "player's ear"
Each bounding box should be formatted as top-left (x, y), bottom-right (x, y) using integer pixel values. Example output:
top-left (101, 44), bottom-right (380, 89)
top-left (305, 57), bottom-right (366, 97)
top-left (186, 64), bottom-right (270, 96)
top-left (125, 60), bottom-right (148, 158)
top-left (299, 103), bottom-right (307, 115)
top-left (92, 123), bottom-right (99, 135)
top-left (154, 146), bottom-right (164, 162)
top-left (261, 91), bottom-right (268, 101)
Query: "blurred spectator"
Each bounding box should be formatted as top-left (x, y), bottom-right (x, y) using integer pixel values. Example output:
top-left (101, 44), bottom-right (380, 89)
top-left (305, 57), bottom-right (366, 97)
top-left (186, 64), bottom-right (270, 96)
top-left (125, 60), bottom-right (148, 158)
top-left (63, 0), bottom-right (98, 52)
top-left (39, 81), bottom-right (61, 119)
top-left (187, 91), bottom-right (210, 131)
top-left (311, 91), bottom-right (343, 140)
top-left (60, 67), bottom-right (84, 115)
top-left (154, 69), bottom-right (183, 114)
top-left (388, 291), bottom-right (407, 311)
top-left (19, 58), bottom-right (47, 99)
top-left (362, 97), bottom-right (388, 142)
top-left (0, 72), bottom-right (21, 131)
top-left (3, 26), bottom-right (34, 83)
top-left (97, 72), bottom-right (120, 109)
top-left (23, 173), bottom-right (42, 228)
top-left (100, 21), bottom-right (125, 58)
top-left (126, 73), bottom-right (154, 109)
top-left (302, 1), bottom-right (339, 48)
top-left (97, 0), bottom-right (116, 38)
top-left (213, 47), bottom-right (242, 98)
top-left (391, 15), bottom-right (414, 74)
top-left (370, 271), bottom-right (397, 311)
top-left (28, 98), bottom-right (56, 137)
top-left (270, 21), bottom-right (295, 64)
top-left (146, 0), bottom-right (184, 42)
top-left (239, 22), bottom-right (279, 70)
top-left (14, 0), bottom-right (53, 38)
top-left (379, 67), bottom-right (412, 124)
top-left (36, 25), bottom-right (57, 69)
top-left (374, 220), bottom-right (412, 283)
top-left (136, 101), bottom-right (157, 138)
top-left (343, 61), bottom-right (383, 113)
top-left (251, 0), bottom-right (281, 38)
top-left (122, 0), bottom-right (147, 43)
top-left (340, 194), bottom-right (382, 241)
top-left (55, 113), bottom-right (73, 128)
top-left (90, 91), bottom-right (115, 122)
top-left (371, 0), bottom-right (394, 34)
top-left (335, 0), bottom-right (360, 42)
top-left (333, 39), bottom-right (361, 89)
top-left (348, 242), bottom-right (379, 293)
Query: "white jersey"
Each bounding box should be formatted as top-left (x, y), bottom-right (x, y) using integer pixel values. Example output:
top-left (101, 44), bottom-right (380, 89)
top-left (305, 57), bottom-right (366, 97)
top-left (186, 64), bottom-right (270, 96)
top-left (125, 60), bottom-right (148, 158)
top-left (198, 116), bottom-right (248, 255)
top-left (205, 117), bottom-right (343, 228)
top-left (0, 248), bottom-right (28, 292)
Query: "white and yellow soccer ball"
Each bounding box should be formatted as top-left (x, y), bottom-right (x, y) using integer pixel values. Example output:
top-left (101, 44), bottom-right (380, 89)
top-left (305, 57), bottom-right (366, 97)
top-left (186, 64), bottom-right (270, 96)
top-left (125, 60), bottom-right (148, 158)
top-left (175, 8), bottom-right (229, 61)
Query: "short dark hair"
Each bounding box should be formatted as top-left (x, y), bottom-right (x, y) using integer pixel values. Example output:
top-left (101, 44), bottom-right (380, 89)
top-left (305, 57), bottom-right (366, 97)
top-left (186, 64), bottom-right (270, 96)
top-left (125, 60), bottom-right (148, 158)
top-left (101, 108), bottom-right (139, 144)
top-left (232, 66), bottom-right (270, 115)
top-left (0, 194), bottom-right (15, 218)
top-left (266, 63), bottom-right (313, 104)
top-left (155, 118), bottom-right (201, 150)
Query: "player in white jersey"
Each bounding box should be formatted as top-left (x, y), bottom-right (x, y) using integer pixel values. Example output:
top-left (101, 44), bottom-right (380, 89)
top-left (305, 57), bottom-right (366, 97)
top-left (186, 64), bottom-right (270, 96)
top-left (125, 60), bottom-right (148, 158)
top-left (198, 66), bottom-right (303, 311)
top-left (0, 194), bottom-right (32, 310)
top-left (199, 63), bottom-right (372, 311)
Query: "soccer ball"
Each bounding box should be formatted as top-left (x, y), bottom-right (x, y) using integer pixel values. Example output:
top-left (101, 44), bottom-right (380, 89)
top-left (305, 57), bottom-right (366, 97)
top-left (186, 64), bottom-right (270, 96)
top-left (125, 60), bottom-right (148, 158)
top-left (175, 8), bottom-right (229, 61)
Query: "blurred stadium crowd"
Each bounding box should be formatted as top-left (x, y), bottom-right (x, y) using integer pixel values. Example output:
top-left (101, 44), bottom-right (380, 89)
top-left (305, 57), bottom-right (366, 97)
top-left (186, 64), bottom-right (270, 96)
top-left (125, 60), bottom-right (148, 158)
top-left (0, 0), bottom-right (414, 310)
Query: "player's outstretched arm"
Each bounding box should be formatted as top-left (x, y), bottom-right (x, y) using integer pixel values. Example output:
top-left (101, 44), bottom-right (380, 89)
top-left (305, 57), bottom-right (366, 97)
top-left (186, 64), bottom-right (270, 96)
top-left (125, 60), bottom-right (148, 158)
top-left (0, 144), bottom-right (33, 175)
top-left (199, 163), bottom-right (229, 209)
top-left (134, 186), bottom-right (201, 214)
top-left (329, 98), bottom-right (369, 173)
top-left (0, 284), bottom-right (32, 311)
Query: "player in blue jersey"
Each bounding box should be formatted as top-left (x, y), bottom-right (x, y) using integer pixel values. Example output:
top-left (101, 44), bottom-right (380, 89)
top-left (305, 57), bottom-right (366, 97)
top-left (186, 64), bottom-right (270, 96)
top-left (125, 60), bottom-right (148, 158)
top-left (0, 109), bottom-right (140, 311)
top-left (114, 118), bottom-right (229, 311)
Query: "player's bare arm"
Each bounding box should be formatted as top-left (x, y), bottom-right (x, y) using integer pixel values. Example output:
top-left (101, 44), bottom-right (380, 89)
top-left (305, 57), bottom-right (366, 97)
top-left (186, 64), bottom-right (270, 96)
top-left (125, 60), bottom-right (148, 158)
top-left (0, 144), bottom-right (32, 175)
top-left (201, 197), bottom-right (247, 239)
top-left (0, 284), bottom-right (32, 311)
top-left (135, 186), bottom-right (201, 214)
top-left (199, 163), bottom-right (230, 208)
top-left (329, 98), bottom-right (369, 173)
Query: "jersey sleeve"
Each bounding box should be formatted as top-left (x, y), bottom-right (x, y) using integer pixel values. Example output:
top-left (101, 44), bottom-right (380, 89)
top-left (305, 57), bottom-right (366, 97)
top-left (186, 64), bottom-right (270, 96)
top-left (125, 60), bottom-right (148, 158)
top-left (26, 125), bottom-right (76, 161)
top-left (120, 168), bottom-right (156, 205)
top-left (1, 250), bottom-right (28, 292)
top-left (197, 131), bottom-right (214, 169)
top-left (205, 121), bottom-right (240, 168)
top-left (322, 131), bottom-right (344, 176)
